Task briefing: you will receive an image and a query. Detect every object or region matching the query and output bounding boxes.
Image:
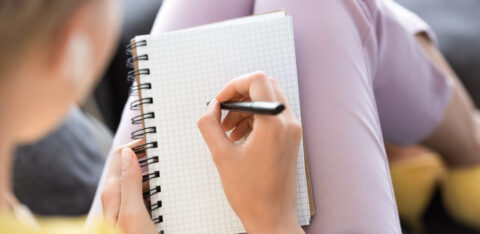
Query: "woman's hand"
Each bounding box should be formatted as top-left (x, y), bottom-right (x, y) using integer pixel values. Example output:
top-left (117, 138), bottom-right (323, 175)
top-left (101, 140), bottom-right (157, 234)
top-left (197, 72), bottom-right (304, 234)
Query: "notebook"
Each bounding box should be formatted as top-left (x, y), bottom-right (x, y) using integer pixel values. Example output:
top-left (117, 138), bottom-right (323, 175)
top-left (127, 11), bottom-right (314, 233)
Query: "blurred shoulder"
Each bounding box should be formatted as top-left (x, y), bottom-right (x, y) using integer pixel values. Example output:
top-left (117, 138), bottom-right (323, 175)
top-left (0, 214), bottom-right (121, 234)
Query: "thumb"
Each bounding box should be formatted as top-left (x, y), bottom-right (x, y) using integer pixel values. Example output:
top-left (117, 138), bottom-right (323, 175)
top-left (198, 99), bottom-right (231, 150)
top-left (120, 147), bottom-right (146, 212)
top-left (197, 99), bottom-right (232, 156)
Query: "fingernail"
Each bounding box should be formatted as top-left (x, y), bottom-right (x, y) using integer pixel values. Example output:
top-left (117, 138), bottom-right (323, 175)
top-left (121, 148), bottom-right (131, 170)
top-left (208, 99), bottom-right (217, 110)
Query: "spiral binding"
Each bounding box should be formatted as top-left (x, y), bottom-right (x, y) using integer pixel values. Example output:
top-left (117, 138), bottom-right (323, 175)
top-left (132, 142), bottom-right (158, 154)
top-left (143, 185), bottom-right (161, 199)
top-left (129, 83), bottom-right (152, 96)
top-left (126, 39), bottom-right (163, 228)
top-left (139, 156), bottom-right (159, 166)
top-left (130, 97), bottom-right (153, 110)
top-left (131, 112), bottom-right (155, 125)
top-left (127, 69), bottom-right (150, 82)
top-left (131, 127), bottom-right (157, 140)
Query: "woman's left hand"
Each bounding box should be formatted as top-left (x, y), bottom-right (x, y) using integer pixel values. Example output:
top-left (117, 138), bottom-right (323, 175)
top-left (101, 139), bottom-right (157, 234)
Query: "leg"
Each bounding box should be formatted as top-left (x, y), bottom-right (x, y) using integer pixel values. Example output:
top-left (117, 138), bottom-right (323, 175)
top-left (151, 2), bottom-right (400, 232)
top-left (151, 0), bottom-right (254, 33)
top-left (255, 1), bottom-right (401, 233)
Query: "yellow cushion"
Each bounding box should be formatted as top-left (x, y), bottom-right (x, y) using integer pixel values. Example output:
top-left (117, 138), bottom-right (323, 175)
top-left (442, 164), bottom-right (480, 230)
top-left (390, 152), bottom-right (445, 231)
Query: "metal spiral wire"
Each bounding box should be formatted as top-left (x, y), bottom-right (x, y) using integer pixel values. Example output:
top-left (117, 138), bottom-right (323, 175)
top-left (126, 39), bottom-right (163, 227)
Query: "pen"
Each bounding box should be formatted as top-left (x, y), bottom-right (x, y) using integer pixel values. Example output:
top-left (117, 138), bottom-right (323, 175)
top-left (206, 101), bottom-right (285, 115)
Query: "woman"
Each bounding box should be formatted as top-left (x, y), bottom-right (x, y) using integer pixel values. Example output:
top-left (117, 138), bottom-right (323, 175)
top-left (0, 0), bottom-right (304, 233)
top-left (101, 0), bottom-right (480, 233)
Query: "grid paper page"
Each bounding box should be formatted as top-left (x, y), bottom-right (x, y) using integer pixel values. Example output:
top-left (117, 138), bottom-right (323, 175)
top-left (136, 15), bottom-right (310, 233)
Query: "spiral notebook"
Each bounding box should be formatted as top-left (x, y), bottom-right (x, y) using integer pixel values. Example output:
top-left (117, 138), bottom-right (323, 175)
top-left (127, 11), bottom-right (314, 233)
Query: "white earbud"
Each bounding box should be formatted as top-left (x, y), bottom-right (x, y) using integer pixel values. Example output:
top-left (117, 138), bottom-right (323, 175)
top-left (65, 33), bottom-right (92, 90)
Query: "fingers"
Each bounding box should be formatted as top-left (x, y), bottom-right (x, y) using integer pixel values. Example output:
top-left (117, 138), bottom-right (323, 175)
top-left (103, 139), bottom-right (147, 222)
top-left (216, 71), bottom-right (281, 133)
top-left (270, 78), bottom-right (290, 112)
top-left (216, 71), bottom-right (276, 103)
top-left (270, 78), bottom-right (297, 121)
top-left (198, 99), bottom-right (233, 163)
top-left (222, 111), bottom-right (252, 131)
top-left (229, 116), bottom-right (253, 141)
top-left (107, 139), bottom-right (147, 180)
top-left (269, 79), bottom-right (303, 144)
top-left (102, 177), bottom-right (121, 222)
top-left (126, 138), bottom-right (147, 158)
top-left (208, 72), bottom-right (302, 155)
top-left (120, 148), bottom-right (145, 209)
top-left (116, 147), bottom-right (159, 234)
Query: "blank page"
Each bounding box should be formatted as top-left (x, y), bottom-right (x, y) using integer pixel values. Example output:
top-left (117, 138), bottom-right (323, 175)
top-left (135, 14), bottom-right (310, 233)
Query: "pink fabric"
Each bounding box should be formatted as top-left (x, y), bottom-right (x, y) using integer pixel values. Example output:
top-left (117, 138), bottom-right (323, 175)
top-left (106, 0), bottom-right (452, 232)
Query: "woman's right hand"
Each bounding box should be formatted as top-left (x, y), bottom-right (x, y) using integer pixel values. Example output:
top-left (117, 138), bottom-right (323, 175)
top-left (197, 72), bottom-right (304, 234)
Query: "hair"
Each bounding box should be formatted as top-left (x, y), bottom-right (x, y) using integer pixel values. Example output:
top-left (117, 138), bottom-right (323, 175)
top-left (0, 1), bottom-right (88, 77)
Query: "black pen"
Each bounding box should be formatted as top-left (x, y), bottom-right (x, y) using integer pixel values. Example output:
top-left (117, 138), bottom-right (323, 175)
top-left (206, 101), bottom-right (285, 115)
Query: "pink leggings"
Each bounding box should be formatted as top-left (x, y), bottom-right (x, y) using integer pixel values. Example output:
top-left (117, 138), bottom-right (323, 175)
top-left (111, 0), bottom-right (452, 232)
